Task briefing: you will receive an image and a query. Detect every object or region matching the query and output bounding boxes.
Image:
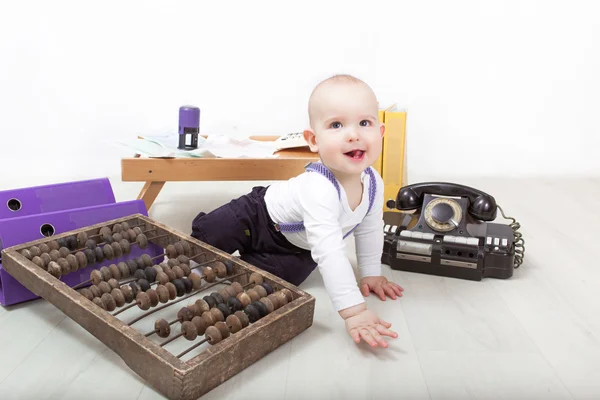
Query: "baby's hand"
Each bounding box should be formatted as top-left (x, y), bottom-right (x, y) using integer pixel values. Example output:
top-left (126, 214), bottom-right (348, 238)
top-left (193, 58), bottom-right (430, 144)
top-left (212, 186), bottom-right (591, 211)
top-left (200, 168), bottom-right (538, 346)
top-left (360, 276), bottom-right (404, 301)
top-left (344, 308), bottom-right (398, 348)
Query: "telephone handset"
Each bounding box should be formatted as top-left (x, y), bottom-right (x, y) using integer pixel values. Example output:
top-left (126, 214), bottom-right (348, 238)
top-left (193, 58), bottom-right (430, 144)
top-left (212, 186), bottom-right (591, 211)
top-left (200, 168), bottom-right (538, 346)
top-left (382, 182), bottom-right (525, 281)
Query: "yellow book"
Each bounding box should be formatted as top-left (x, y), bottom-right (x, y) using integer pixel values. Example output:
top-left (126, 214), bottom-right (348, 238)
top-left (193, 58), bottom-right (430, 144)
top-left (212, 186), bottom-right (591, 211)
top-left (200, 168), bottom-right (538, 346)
top-left (381, 105), bottom-right (408, 212)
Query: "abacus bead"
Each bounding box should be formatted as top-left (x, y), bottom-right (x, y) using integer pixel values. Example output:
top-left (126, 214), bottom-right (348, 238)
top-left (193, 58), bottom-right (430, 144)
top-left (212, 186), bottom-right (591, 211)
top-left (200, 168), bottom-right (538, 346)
top-left (165, 282), bottom-right (177, 300)
top-left (112, 223), bottom-right (123, 233)
top-left (260, 282), bottom-right (274, 295)
top-left (109, 264), bottom-right (121, 280)
top-left (156, 285), bottom-right (169, 303)
top-left (90, 285), bottom-right (102, 298)
top-left (252, 300), bottom-right (268, 318)
top-left (32, 256), bottom-right (45, 269)
top-left (254, 285), bottom-right (267, 298)
top-left (210, 292), bottom-right (224, 304)
top-left (167, 259), bottom-right (180, 268)
top-left (155, 319), bottom-right (171, 338)
top-left (119, 239), bottom-right (131, 255)
top-left (79, 288), bottom-right (94, 301)
top-left (187, 304), bottom-right (198, 316)
top-left (127, 259), bottom-right (138, 275)
top-left (121, 285), bottom-right (134, 303)
top-left (202, 311), bottom-right (216, 326)
top-left (136, 292), bottom-right (151, 310)
top-left (226, 314), bottom-right (243, 333)
top-left (227, 297), bottom-right (243, 312)
top-left (203, 267), bottom-right (215, 283)
top-left (138, 279), bottom-right (151, 292)
top-left (98, 266), bottom-right (109, 281)
top-left (165, 270), bottom-right (177, 282)
top-left (111, 288), bottom-right (125, 307)
top-left (136, 234), bottom-right (148, 249)
top-left (144, 266), bottom-right (157, 283)
top-left (205, 325), bottom-right (222, 345)
top-left (194, 299), bottom-right (210, 315)
top-left (38, 243), bottom-right (50, 254)
top-left (215, 321), bottom-right (230, 339)
top-left (191, 316), bottom-right (207, 335)
top-left (59, 247), bottom-right (70, 258)
top-left (267, 293), bottom-right (281, 310)
top-left (133, 227), bottom-right (142, 236)
top-left (41, 253), bottom-right (52, 269)
top-left (77, 232), bottom-right (88, 247)
top-left (224, 285), bottom-right (237, 298)
top-left (49, 249), bottom-right (60, 262)
top-left (102, 232), bottom-right (113, 244)
top-left (244, 304), bottom-right (260, 323)
top-left (249, 272), bottom-right (263, 285)
top-left (57, 238), bottom-right (68, 249)
top-left (213, 262), bottom-right (227, 278)
top-left (152, 264), bottom-right (163, 274)
top-left (174, 242), bottom-right (184, 257)
top-left (182, 277), bottom-right (192, 293)
top-left (223, 260), bottom-right (234, 274)
top-left (103, 244), bottom-right (114, 259)
top-left (176, 255), bottom-right (189, 265)
top-left (141, 254), bottom-right (152, 267)
top-left (112, 232), bottom-right (123, 243)
top-left (147, 289), bottom-right (159, 307)
top-left (166, 244), bottom-right (177, 258)
top-left (217, 303), bottom-right (231, 318)
top-left (58, 258), bottom-right (71, 275)
top-left (129, 282), bottom-right (140, 298)
top-left (110, 242), bottom-right (123, 258)
top-left (126, 229), bottom-right (136, 242)
top-left (203, 295), bottom-right (217, 309)
top-left (84, 249), bottom-right (96, 265)
top-left (135, 256), bottom-right (145, 270)
top-left (101, 293), bottom-right (116, 311)
top-left (120, 221), bottom-right (130, 231)
top-left (134, 269), bottom-right (147, 280)
top-left (85, 239), bottom-right (97, 250)
top-left (180, 241), bottom-right (191, 256)
top-left (210, 307), bottom-right (224, 322)
top-left (259, 297), bottom-right (275, 314)
top-left (47, 261), bottom-right (61, 278)
top-left (94, 247), bottom-right (104, 263)
top-left (66, 236), bottom-right (78, 250)
top-left (93, 297), bottom-right (105, 309)
top-left (98, 281), bottom-right (112, 295)
top-left (20, 249), bottom-right (32, 260)
top-left (181, 321), bottom-right (198, 341)
top-left (189, 273), bottom-right (203, 289)
top-left (237, 292), bottom-right (251, 307)
top-left (230, 282), bottom-right (244, 294)
top-left (180, 264), bottom-right (191, 277)
top-left (99, 226), bottom-right (112, 237)
top-left (234, 310), bottom-right (250, 328)
top-left (281, 288), bottom-right (293, 302)
top-left (156, 272), bottom-right (169, 285)
top-left (246, 289), bottom-right (260, 302)
top-left (118, 262), bottom-right (130, 279)
top-left (47, 240), bottom-right (60, 251)
top-left (178, 307), bottom-right (194, 322)
top-left (218, 288), bottom-right (231, 301)
top-left (74, 251), bottom-right (86, 270)
top-left (36, 248), bottom-right (50, 261)
top-left (107, 278), bottom-right (119, 290)
top-left (172, 266), bottom-right (184, 279)
top-left (275, 291), bottom-right (289, 306)
top-left (173, 279), bottom-right (185, 297)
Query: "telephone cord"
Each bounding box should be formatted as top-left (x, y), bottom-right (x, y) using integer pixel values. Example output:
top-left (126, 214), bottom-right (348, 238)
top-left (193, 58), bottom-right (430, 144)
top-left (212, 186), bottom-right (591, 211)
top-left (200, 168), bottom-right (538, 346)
top-left (497, 205), bottom-right (525, 268)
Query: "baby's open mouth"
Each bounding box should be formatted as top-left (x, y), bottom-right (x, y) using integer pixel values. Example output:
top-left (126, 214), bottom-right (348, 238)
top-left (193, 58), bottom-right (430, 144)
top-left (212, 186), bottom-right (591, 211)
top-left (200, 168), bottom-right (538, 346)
top-left (344, 150), bottom-right (365, 159)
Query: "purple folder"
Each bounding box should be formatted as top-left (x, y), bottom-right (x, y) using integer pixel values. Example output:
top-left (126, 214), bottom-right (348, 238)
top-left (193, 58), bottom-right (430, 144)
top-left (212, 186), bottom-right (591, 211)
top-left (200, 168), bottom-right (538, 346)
top-left (0, 178), bottom-right (115, 220)
top-left (0, 200), bottom-right (164, 306)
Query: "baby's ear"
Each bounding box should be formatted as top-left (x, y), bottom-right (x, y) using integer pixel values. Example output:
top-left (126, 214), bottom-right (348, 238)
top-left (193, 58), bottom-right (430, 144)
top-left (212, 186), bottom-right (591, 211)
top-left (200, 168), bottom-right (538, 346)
top-left (303, 129), bottom-right (319, 152)
top-left (380, 122), bottom-right (385, 138)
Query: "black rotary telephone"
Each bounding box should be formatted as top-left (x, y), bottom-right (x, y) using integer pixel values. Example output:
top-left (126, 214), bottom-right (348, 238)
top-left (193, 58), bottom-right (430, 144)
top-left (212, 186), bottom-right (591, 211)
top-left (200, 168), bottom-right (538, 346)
top-left (381, 182), bottom-right (525, 281)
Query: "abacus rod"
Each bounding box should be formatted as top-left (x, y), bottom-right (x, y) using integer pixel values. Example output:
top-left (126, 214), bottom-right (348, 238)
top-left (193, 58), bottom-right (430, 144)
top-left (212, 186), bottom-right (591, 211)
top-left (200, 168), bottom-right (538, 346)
top-left (177, 338), bottom-right (209, 358)
top-left (127, 271), bottom-right (247, 326)
top-left (159, 332), bottom-right (184, 347)
top-left (145, 318), bottom-right (179, 337)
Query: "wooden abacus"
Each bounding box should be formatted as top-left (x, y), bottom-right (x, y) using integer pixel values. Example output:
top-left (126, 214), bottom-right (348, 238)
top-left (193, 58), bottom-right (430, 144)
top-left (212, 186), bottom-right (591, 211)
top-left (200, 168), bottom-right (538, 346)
top-left (1, 214), bottom-right (316, 400)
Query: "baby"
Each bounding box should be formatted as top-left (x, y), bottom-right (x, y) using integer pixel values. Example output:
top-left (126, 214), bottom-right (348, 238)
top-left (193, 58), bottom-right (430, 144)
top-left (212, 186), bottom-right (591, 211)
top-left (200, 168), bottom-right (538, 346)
top-left (191, 74), bottom-right (404, 348)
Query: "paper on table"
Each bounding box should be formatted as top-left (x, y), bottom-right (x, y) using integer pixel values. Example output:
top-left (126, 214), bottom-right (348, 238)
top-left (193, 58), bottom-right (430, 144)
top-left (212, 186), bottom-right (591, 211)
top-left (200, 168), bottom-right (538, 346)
top-left (115, 134), bottom-right (279, 159)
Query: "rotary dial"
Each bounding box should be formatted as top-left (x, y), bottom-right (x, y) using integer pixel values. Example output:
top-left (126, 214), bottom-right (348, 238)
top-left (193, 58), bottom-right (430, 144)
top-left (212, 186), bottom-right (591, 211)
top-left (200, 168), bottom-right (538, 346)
top-left (423, 198), bottom-right (462, 232)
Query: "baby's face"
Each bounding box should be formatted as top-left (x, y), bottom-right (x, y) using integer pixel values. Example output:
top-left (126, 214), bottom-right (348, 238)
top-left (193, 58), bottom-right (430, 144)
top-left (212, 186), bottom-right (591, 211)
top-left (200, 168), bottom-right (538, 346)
top-left (305, 82), bottom-right (384, 180)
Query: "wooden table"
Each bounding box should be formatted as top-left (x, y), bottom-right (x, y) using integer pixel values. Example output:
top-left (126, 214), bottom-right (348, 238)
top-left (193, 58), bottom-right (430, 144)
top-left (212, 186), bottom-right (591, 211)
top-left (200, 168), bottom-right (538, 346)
top-left (121, 136), bottom-right (318, 210)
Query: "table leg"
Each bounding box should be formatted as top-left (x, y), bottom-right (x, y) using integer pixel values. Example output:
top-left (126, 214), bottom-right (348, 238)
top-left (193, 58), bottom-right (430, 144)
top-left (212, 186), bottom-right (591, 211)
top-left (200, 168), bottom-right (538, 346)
top-left (137, 181), bottom-right (166, 210)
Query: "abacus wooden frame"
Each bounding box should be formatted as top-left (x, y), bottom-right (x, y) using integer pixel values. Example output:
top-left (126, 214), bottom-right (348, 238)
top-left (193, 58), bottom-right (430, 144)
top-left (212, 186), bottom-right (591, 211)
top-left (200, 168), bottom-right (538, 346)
top-left (1, 213), bottom-right (316, 400)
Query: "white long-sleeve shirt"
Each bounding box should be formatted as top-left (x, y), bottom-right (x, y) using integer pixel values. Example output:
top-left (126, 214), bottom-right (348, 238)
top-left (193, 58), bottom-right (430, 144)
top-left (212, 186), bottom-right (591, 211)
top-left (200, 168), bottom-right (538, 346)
top-left (264, 165), bottom-right (384, 312)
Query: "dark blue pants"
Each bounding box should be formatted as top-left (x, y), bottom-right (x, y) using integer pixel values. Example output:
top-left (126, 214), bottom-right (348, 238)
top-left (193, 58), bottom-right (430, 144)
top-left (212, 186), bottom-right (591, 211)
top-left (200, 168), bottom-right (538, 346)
top-left (190, 186), bottom-right (317, 286)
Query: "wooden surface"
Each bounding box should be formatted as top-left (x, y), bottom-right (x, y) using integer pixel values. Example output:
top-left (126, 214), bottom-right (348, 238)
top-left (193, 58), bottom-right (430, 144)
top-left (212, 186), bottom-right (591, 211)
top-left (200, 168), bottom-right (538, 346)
top-left (2, 177), bottom-right (600, 399)
top-left (122, 136), bottom-right (318, 209)
top-left (1, 214), bottom-right (315, 400)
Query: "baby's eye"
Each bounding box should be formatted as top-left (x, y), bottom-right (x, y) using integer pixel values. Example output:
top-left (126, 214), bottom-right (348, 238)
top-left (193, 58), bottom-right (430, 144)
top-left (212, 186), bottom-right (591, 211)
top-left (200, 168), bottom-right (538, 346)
top-left (331, 122), bottom-right (342, 129)
top-left (360, 120), bottom-right (370, 127)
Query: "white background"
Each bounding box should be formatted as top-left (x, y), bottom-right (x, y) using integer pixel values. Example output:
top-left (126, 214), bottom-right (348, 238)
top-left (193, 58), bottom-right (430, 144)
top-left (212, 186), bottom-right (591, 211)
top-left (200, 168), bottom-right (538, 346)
top-left (1, 0), bottom-right (598, 185)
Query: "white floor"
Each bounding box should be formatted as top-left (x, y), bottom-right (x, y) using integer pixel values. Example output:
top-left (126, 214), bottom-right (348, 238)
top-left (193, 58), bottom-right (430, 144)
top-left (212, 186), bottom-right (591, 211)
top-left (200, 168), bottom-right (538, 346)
top-left (1, 175), bottom-right (599, 400)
